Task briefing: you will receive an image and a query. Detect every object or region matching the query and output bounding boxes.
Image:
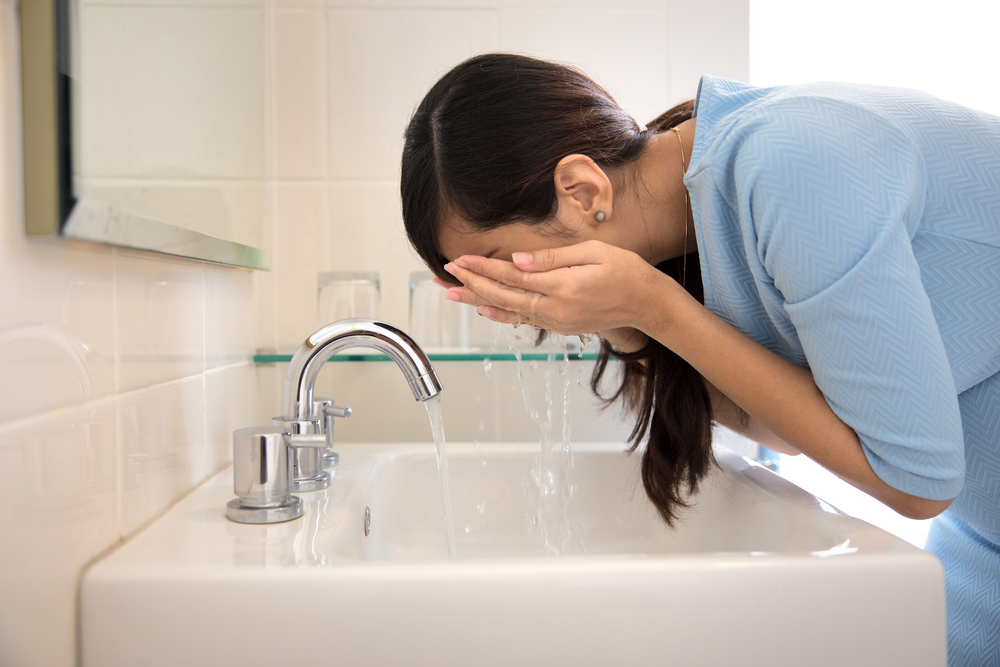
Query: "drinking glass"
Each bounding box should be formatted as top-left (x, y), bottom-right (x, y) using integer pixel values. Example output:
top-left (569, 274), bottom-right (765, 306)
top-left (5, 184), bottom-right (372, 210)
top-left (317, 271), bottom-right (380, 327)
top-left (408, 271), bottom-right (474, 350)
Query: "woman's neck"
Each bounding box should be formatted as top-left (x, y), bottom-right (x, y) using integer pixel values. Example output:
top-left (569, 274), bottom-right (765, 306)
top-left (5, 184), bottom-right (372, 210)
top-left (606, 119), bottom-right (696, 266)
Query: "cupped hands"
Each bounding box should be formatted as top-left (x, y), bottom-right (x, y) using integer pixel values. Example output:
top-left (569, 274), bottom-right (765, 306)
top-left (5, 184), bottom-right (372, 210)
top-left (440, 239), bottom-right (666, 338)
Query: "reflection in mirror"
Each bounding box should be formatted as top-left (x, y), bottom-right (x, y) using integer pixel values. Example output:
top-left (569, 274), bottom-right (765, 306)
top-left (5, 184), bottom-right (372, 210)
top-left (21, 0), bottom-right (269, 269)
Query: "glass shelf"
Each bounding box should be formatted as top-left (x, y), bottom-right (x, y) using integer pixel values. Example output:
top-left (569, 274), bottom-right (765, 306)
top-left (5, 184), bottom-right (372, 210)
top-left (253, 351), bottom-right (602, 364)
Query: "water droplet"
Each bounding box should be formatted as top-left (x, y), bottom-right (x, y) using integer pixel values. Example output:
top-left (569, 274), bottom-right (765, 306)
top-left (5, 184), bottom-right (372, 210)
top-left (464, 524), bottom-right (471, 533)
top-left (529, 360), bottom-right (537, 371)
top-left (482, 358), bottom-right (492, 376)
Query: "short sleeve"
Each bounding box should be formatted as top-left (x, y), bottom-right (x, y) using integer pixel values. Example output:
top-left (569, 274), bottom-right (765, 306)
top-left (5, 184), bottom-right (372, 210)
top-left (733, 96), bottom-right (965, 501)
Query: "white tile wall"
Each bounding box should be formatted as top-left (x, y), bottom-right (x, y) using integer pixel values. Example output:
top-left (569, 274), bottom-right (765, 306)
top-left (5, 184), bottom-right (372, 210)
top-left (498, 9), bottom-right (671, 123)
top-left (310, 0), bottom-right (748, 333)
top-left (0, 0), bottom-right (748, 665)
top-left (0, 403), bottom-right (120, 667)
top-left (119, 378), bottom-right (207, 534)
top-left (0, 2), bottom-right (266, 665)
top-left (314, 354), bottom-right (638, 444)
top-left (273, 8), bottom-right (327, 180)
top-left (326, 9), bottom-right (498, 181)
top-left (116, 251), bottom-right (205, 391)
top-left (272, 182), bottom-right (327, 347)
top-left (204, 363), bottom-right (262, 475)
top-left (0, 242), bottom-right (116, 421)
top-left (205, 263), bottom-right (256, 369)
top-left (327, 180), bottom-right (425, 330)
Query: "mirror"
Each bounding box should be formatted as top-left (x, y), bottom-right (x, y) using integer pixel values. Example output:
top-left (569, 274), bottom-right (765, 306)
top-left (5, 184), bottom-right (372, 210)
top-left (20, 0), bottom-right (268, 269)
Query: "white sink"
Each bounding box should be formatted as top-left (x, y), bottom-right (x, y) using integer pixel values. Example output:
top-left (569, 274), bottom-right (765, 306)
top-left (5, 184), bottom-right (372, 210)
top-left (81, 442), bottom-right (946, 667)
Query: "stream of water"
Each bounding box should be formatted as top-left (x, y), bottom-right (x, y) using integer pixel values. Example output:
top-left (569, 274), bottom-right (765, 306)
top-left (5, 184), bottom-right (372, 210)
top-left (426, 324), bottom-right (579, 559)
top-left (424, 395), bottom-right (457, 558)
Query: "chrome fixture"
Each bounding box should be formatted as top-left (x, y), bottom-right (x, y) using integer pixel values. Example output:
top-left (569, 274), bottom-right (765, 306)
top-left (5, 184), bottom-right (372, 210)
top-left (227, 427), bottom-right (307, 524)
top-left (226, 319), bottom-right (443, 524)
top-left (311, 397), bottom-right (349, 472)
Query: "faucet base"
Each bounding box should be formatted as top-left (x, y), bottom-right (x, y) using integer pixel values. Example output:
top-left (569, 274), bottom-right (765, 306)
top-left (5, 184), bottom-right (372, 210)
top-left (293, 471), bottom-right (330, 492)
top-left (225, 497), bottom-right (303, 524)
top-left (322, 449), bottom-right (339, 468)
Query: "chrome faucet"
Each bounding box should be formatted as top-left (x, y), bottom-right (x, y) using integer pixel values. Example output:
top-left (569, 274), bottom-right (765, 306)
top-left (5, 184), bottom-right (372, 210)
top-left (226, 319), bottom-right (443, 524)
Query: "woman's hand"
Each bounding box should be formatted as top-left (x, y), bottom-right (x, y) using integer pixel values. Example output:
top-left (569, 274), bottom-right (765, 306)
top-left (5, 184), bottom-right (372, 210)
top-left (442, 240), bottom-right (669, 336)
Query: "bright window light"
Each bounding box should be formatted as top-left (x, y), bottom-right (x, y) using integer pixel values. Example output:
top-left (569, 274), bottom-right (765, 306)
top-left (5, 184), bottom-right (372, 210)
top-left (750, 0), bottom-right (1000, 116)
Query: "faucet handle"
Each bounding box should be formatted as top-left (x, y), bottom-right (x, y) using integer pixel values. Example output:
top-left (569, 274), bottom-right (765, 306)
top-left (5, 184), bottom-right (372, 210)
top-left (322, 405), bottom-right (350, 470)
top-left (312, 398), bottom-right (351, 470)
top-left (226, 426), bottom-right (303, 524)
top-left (271, 415), bottom-right (330, 492)
top-left (324, 405), bottom-right (352, 419)
top-left (311, 398), bottom-right (352, 424)
top-left (285, 434), bottom-right (327, 448)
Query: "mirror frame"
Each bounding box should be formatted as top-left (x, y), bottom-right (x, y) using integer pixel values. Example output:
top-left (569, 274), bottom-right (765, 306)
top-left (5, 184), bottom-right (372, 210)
top-left (20, 0), bottom-right (269, 269)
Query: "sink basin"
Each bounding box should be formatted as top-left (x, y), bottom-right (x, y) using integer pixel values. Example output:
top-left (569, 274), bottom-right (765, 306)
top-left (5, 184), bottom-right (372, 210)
top-left (81, 442), bottom-right (946, 667)
top-left (350, 444), bottom-right (854, 561)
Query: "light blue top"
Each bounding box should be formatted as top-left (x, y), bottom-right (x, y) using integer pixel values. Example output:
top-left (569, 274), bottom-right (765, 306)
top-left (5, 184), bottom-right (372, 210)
top-left (686, 76), bottom-right (1000, 527)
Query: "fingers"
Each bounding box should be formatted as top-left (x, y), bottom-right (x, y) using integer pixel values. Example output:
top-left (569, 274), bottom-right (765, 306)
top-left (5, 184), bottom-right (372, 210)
top-left (433, 273), bottom-right (494, 308)
top-left (440, 286), bottom-right (537, 328)
top-left (444, 261), bottom-right (547, 314)
top-left (478, 305), bottom-right (545, 330)
top-left (477, 305), bottom-right (516, 324)
top-left (511, 240), bottom-right (605, 273)
top-left (444, 285), bottom-right (492, 308)
top-left (449, 255), bottom-right (572, 299)
top-left (452, 256), bottom-right (539, 290)
top-left (442, 283), bottom-right (537, 328)
top-left (444, 262), bottom-right (555, 330)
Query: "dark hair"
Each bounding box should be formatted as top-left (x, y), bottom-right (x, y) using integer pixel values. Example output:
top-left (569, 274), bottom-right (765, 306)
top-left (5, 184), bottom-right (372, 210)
top-left (401, 53), bottom-right (714, 525)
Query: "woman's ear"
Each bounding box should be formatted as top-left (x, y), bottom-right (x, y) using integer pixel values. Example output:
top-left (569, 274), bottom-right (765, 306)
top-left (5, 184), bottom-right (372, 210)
top-left (553, 154), bottom-right (613, 228)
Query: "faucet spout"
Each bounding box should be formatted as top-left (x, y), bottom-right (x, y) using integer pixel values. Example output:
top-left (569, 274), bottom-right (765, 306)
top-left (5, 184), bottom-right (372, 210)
top-left (282, 319), bottom-right (442, 421)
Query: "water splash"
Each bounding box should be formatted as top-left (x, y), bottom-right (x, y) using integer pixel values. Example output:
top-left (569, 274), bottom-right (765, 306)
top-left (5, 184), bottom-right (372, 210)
top-left (558, 334), bottom-right (576, 527)
top-left (487, 325), bottom-right (503, 443)
top-left (424, 395), bottom-right (456, 558)
top-left (500, 325), bottom-right (576, 555)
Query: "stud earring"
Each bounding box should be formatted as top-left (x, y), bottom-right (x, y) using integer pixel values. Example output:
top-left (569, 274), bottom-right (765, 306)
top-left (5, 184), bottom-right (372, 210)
top-left (595, 211), bottom-right (606, 222)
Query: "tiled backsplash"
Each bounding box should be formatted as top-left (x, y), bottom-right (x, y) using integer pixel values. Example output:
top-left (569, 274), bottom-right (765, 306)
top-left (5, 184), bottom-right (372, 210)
top-left (0, 0), bottom-right (748, 665)
top-left (0, 2), bottom-right (267, 664)
top-left (266, 0), bottom-right (750, 347)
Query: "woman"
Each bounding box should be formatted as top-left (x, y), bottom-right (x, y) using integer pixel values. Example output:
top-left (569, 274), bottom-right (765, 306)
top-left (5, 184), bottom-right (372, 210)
top-left (400, 53), bottom-right (998, 665)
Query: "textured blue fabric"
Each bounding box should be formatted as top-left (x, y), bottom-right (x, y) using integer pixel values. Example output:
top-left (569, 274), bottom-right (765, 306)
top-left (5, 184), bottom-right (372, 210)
top-left (686, 76), bottom-right (1000, 666)
top-left (926, 511), bottom-right (1000, 666)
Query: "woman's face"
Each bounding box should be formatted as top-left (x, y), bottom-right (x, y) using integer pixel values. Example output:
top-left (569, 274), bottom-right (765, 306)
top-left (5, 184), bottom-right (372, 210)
top-left (436, 217), bottom-right (591, 267)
